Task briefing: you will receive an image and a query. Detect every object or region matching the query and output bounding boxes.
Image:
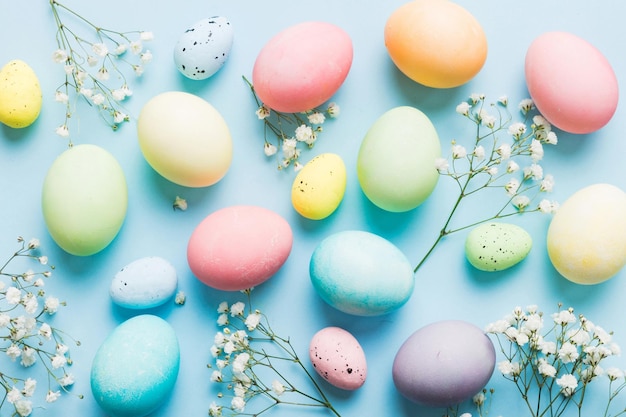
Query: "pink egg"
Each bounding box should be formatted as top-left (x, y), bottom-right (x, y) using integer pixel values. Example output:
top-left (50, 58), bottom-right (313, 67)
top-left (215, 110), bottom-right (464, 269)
top-left (525, 31), bottom-right (618, 134)
top-left (252, 21), bottom-right (353, 113)
top-left (392, 320), bottom-right (495, 407)
top-left (309, 327), bottom-right (367, 390)
top-left (187, 205), bottom-right (293, 291)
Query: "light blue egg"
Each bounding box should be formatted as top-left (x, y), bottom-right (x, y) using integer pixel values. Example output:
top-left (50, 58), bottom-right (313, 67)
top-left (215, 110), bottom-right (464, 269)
top-left (173, 16), bottom-right (234, 80)
top-left (110, 257), bottom-right (178, 309)
top-left (310, 230), bottom-right (415, 316)
top-left (91, 315), bottom-right (180, 417)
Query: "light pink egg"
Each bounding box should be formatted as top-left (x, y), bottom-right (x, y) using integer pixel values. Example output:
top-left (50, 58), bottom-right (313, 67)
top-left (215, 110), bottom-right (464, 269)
top-left (187, 205), bottom-right (293, 291)
top-left (525, 31), bottom-right (618, 134)
top-left (252, 21), bottom-right (353, 113)
top-left (309, 327), bottom-right (367, 390)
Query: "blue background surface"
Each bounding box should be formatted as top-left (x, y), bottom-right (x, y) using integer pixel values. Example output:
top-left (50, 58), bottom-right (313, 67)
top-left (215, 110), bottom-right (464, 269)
top-left (1, 1), bottom-right (625, 416)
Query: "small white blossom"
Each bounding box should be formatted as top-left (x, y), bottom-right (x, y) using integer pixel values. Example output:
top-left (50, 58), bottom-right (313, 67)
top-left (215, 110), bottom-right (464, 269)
top-left (51, 354), bottom-right (67, 369)
top-left (113, 111), bottom-right (128, 124)
top-left (512, 195), bottom-right (530, 210)
top-left (558, 342), bottom-right (580, 364)
top-left (59, 373), bottom-right (75, 387)
top-left (217, 314), bottom-right (229, 326)
top-left (140, 31), bottom-right (154, 41)
top-left (114, 44), bottom-right (128, 55)
top-left (209, 402), bottom-right (222, 416)
top-left (307, 112), bottom-right (325, 125)
top-left (52, 49), bottom-right (68, 63)
top-left (506, 160), bottom-right (520, 173)
top-left (22, 379), bottom-right (36, 397)
top-left (231, 396), bottom-right (246, 412)
top-left (519, 98), bottom-right (534, 114)
top-left (210, 370), bottom-right (223, 382)
top-left (553, 309), bottom-right (576, 325)
top-left (508, 122), bottom-right (527, 138)
top-left (255, 105), bottom-right (270, 120)
top-left (327, 102), bottom-right (340, 118)
top-left (435, 157), bottom-right (449, 172)
top-left (230, 302), bottom-right (245, 317)
top-left (39, 323), bottom-right (52, 340)
top-left (505, 178), bottom-right (520, 196)
top-left (606, 367), bottom-right (625, 381)
top-left (497, 143), bottom-right (512, 160)
top-left (538, 199), bottom-right (559, 214)
top-left (452, 144), bottom-right (467, 159)
top-left (545, 131), bottom-right (558, 145)
top-left (498, 95), bottom-right (508, 106)
top-left (6, 344), bottom-right (21, 360)
top-left (133, 65), bottom-right (144, 76)
top-left (473, 145), bottom-right (486, 161)
top-left (111, 89), bottom-right (127, 101)
top-left (20, 347), bottom-right (37, 367)
top-left (264, 142), bottom-right (277, 156)
top-left (92, 43), bottom-right (109, 57)
top-left (556, 374), bottom-right (578, 396)
top-left (538, 359), bottom-right (557, 378)
top-left (540, 174), bottom-right (555, 192)
top-left (295, 124), bottom-right (314, 143)
top-left (523, 163), bottom-right (543, 180)
top-left (217, 301), bottom-right (229, 314)
top-left (530, 139), bottom-right (544, 162)
top-left (46, 390), bottom-right (61, 403)
top-left (140, 50), bottom-right (153, 64)
top-left (87, 55), bottom-right (99, 67)
top-left (456, 102), bottom-right (470, 116)
top-left (55, 91), bottom-right (69, 104)
top-left (6, 287), bottom-right (21, 305)
top-left (44, 297), bottom-right (60, 314)
top-left (498, 360), bottom-right (521, 376)
top-left (245, 312), bottom-right (262, 331)
top-left (469, 93), bottom-right (484, 104)
top-left (272, 380), bottom-right (286, 396)
top-left (282, 138), bottom-right (298, 160)
top-left (130, 40), bottom-right (143, 55)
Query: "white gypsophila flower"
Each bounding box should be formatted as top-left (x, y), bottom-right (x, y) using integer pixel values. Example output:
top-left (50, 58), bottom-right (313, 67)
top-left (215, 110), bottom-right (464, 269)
top-left (498, 95), bottom-right (508, 106)
top-left (216, 359), bottom-right (227, 370)
top-left (282, 138), bottom-right (298, 160)
top-left (113, 111), bottom-right (128, 124)
top-left (39, 323), bottom-right (53, 340)
top-left (481, 113), bottom-right (497, 129)
top-left (231, 396), bottom-right (246, 412)
top-left (6, 286), bottom-right (21, 304)
top-left (606, 367), bottom-right (625, 381)
top-left (512, 195), bottom-right (531, 210)
top-left (452, 144), bottom-right (467, 159)
top-left (59, 373), bottom-right (75, 387)
top-left (217, 314), bottom-right (229, 326)
top-left (553, 309), bottom-right (576, 325)
top-left (272, 380), bottom-right (286, 396)
top-left (487, 166), bottom-right (498, 176)
top-left (293, 161), bottom-right (304, 172)
top-left (594, 326), bottom-right (613, 344)
top-left (496, 143), bottom-right (512, 160)
top-left (473, 145), bottom-right (486, 161)
top-left (540, 340), bottom-right (557, 356)
top-left (23, 270), bottom-right (35, 282)
top-left (558, 342), bottom-right (580, 364)
top-left (506, 160), bottom-right (520, 173)
top-left (51, 354), bottom-right (67, 369)
top-left (92, 42), bottom-right (109, 57)
top-left (456, 102), bottom-right (470, 116)
top-left (174, 291), bottom-right (186, 305)
top-left (245, 312), bottom-right (261, 331)
top-left (140, 50), bottom-right (153, 64)
top-left (566, 328), bottom-right (591, 346)
top-left (114, 44), bottom-right (128, 55)
top-left (472, 391), bottom-right (485, 406)
top-left (55, 125), bottom-right (70, 138)
top-left (530, 139), bottom-right (544, 162)
top-left (15, 399), bottom-right (32, 417)
top-left (210, 345), bottom-right (220, 358)
top-left (217, 301), bottom-right (229, 314)
top-left (523, 163), bottom-right (543, 181)
top-left (91, 93), bottom-right (106, 106)
top-left (255, 105), bottom-right (270, 120)
top-left (434, 157), bottom-right (449, 172)
top-left (485, 319), bottom-right (510, 334)
top-left (54, 91), bottom-right (69, 104)
top-left (327, 102), bottom-right (340, 118)
top-left (508, 122), bottom-right (527, 138)
top-left (209, 402), bottom-right (222, 416)
top-left (295, 124), bottom-right (314, 143)
top-left (7, 386), bottom-right (22, 403)
top-left (545, 131), bottom-right (558, 145)
top-left (223, 341), bottom-right (236, 355)
top-left (523, 313), bottom-right (544, 332)
top-left (505, 178), bottom-right (520, 196)
top-left (44, 297), bottom-right (60, 314)
top-left (130, 40), bottom-right (143, 55)
top-left (233, 382), bottom-right (248, 397)
top-left (498, 360), bottom-right (521, 376)
top-left (210, 370), bottom-right (223, 382)
top-left (79, 87), bottom-right (93, 98)
top-left (556, 374), bottom-right (578, 396)
top-left (46, 390), bottom-right (61, 403)
top-left (519, 99), bottom-right (534, 114)
top-left (112, 89), bottom-right (126, 101)
top-left (22, 378), bottom-right (36, 397)
top-left (540, 174), bottom-right (555, 192)
top-left (460, 413), bottom-right (472, 417)
top-left (469, 93), bottom-right (484, 104)
top-left (264, 142), bottom-right (278, 156)
top-left (24, 295), bottom-right (38, 315)
top-left (538, 199), bottom-right (558, 214)
top-left (232, 353), bottom-right (250, 374)
top-left (308, 112), bottom-right (325, 125)
top-left (52, 49), bottom-right (68, 63)
top-left (538, 359), bottom-right (557, 378)
top-left (230, 302), bottom-right (245, 317)
top-left (133, 65), bottom-right (144, 76)
top-left (0, 313), bottom-right (10, 327)
top-left (140, 31), bottom-right (154, 41)
top-left (56, 344), bottom-right (69, 355)
top-left (214, 332), bottom-right (226, 347)
top-left (20, 347), bottom-right (36, 367)
top-left (87, 55), bottom-right (99, 67)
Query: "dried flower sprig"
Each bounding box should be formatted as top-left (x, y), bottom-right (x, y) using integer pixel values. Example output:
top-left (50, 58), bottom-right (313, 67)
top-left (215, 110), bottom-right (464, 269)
top-left (208, 289), bottom-right (341, 416)
top-left (414, 95), bottom-right (559, 272)
top-left (485, 304), bottom-right (626, 417)
top-left (0, 237), bottom-right (80, 416)
top-left (49, 0), bottom-right (153, 142)
top-left (243, 76), bottom-right (340, 172)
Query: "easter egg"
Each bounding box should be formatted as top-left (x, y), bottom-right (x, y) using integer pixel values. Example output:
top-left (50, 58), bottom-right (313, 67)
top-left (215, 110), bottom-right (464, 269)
top-left (110, 257), bottom-right (178, 309)
top-left (357, 106), bottom-right (441, 212)
top-left (465, 222), bottom-right (532, 271)
top-left (42, 144), bottom-right (128, 256)
top-left (384, 0), bottom-right (487, 88)
top-left (392, 320), bottom-right (495, 407)
top-left (252, 21), bottom-right (353, 113)
top-left (0, 59), bottom-right (42, 128)
top-left (309, 327), bottom-right (367, 390)
top-left (174, 17), bottom-right (234, 80)
top-left (187, 205), bottom-right (293, 291)
top-left (91, 315), bottom-right (180, 417)
top-left (547, 183), bottom-right (626, 284)
top-left (292, 153), bottom-right (347, 220)
top-left (525, 32), bottom-right (618, 134)
top-left (137, 91), bottom-right (232, 187)
top-left (310, 230), bottom-right (414, 316)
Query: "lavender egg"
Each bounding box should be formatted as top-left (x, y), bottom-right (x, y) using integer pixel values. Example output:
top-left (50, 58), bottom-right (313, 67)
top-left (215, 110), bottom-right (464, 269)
top-left (392, 320), bottom-right (495, 407)
top-left (174, 17), bottom-right (234, 80)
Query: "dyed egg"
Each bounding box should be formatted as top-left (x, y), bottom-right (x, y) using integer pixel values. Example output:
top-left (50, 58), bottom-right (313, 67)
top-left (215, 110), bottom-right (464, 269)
top-left (0, 59), bottom-right (42, 128)
top-left (187, 205), bottom-right (293, 291)
top-left (174, 17), bottom-right (234, 80)
top-left (525, 32), bottom-right (618, 134)
top-left (110, 257), bottom-right (178, 309)
top-left (385, 0), bottom-right (487, 88)
top-left (392, 320), bottom-right (495, 407)
top-left (309, 327), bottom-right (367, 390)
top-left (252, 21), bottom-right (353, 113)
top-left (357, 106), bottom-right (441, 212)
top-left (91, 315), bottom-right (180, 417)
top-left (137, 91), bottom-right (232, 187)
top-left (465, 222), bottom-right (532, 271)
top-left (547, 183), bottom-right (626, 284)
top-left (292, 153), bottom-right (347, 220)
top-left (310, 230), bottom-right (414, 316)
top-left (42, 144), bottom-right (127, 256)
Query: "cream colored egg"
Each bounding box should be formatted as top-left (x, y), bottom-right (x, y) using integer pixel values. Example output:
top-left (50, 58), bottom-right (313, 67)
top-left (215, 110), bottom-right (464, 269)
top-left (547, 183), bottom-right (626, 284)
top-left (291, 153), bottom-right (347, 220)
top-left (137, 92), bottom-right (232, 187)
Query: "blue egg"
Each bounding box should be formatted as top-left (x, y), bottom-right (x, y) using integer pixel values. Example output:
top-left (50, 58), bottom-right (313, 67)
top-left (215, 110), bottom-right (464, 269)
top-left (174, 16), bottom-right (234, 80)
top-left (91, 315), bottom-right (180, 417)
top-left (110, 257), bottom-right (178, 309)
top-left (310, 230), bottom-right (415, 316)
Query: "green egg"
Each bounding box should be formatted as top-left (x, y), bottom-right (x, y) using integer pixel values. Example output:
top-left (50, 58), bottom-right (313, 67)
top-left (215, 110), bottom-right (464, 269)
top-left (465, 222), bottom-right (532, 271)
top-left (42, 144), bottom-right (128, 256)
top-left (357, 106), bottom-right (441, 212)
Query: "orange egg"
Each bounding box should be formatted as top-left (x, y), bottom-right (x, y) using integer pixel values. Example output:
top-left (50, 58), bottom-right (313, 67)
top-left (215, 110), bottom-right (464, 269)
top-left (384, 0), bottom-right (487, 88)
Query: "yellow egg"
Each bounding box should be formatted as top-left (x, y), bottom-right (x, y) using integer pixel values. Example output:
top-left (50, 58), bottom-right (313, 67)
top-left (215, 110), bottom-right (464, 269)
top-left (384, 0), bottom-right (487, 88)
top-left (0, 60), bottom-right (42, 128)
top-left (291, 153), bottom-right (347, 220)
top-left (137, 92), bottom-right (232, 188)
top-left (547, 183), bottom-right (626, 284)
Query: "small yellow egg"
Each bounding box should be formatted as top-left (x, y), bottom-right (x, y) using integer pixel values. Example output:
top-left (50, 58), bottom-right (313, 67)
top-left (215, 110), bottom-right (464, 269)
top-left (0, 60), bottom-right (43, 128)
top-left (291, 153), bottom-right (347, 220)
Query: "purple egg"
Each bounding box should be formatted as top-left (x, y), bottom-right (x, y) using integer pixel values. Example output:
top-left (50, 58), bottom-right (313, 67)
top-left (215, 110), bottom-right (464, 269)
top-left (392, 320), bottom-right (495, 407)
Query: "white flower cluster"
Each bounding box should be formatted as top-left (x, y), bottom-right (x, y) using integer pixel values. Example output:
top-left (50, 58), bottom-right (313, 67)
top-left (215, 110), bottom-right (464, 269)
top-left (208, 293), bottom-right (340, 416)
top-left (0, 237), bottom-right (77, 416)
top-left (485, 305), bottom-right (626, 417)
top-left (50, 0), bottom-right (153, 140)
top-left (437, 94), bottom-right (559, 216)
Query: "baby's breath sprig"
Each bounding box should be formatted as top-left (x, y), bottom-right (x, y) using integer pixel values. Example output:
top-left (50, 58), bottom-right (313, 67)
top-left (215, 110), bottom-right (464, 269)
top-left (485, 304), bottom-right (626, 417)
top-left (208, 289), bottom-right (341, 417)
top-left (415, 94), bottom-right (559, 272)
top-left (444, 389), bottom-right (494, 417)
top-left (49, 0), bottom-right (154, 143)
top-left (0, 237), bottom-right (81, 417)
top-left (243, 76), bottom-right (340, 172)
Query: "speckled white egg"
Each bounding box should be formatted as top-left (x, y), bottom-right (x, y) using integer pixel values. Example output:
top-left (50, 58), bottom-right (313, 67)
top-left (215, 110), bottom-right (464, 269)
top-left (174, 17), bottom-right (234, 80)
top-left (110, 257), bottom-right (178, 309)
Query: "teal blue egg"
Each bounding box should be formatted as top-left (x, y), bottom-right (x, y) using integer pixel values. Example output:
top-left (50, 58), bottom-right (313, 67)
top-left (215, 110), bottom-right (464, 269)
top-left (357, 106), bottom-right (441, 212)
top-left (465, 222), bottom-right (532, 271)
top-left (310, 230), bottom-right (415, 316)
top-left (91, 315), bottom-right (180, 417)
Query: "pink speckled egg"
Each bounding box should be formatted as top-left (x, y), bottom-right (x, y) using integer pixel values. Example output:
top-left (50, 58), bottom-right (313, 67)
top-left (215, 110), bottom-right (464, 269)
top-left (187, 206), bottom-right (293, 291)
top-left (252, 21), bottom-right (353, 113)
top-left (525, 31), bottom-right (618, 134)
top-left (392, 320), bottom-right (495, 407)
top-left (309, 327), bottom-right (367, 390)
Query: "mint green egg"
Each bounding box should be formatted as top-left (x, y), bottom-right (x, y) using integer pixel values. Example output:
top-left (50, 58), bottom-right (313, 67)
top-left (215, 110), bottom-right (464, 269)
top-left (357, 106), bottom-right (441, 212)
top-left (465, 222), bottom-right (532, 271)
top-left (42, 144), bottom-right (128, 256)
top-left (91, 315), bottom-right (180, 417)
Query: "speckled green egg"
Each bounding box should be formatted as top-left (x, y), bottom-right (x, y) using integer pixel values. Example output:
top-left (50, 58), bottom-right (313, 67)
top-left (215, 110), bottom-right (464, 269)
top-left (465, 222), bottom-right (532, 271)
